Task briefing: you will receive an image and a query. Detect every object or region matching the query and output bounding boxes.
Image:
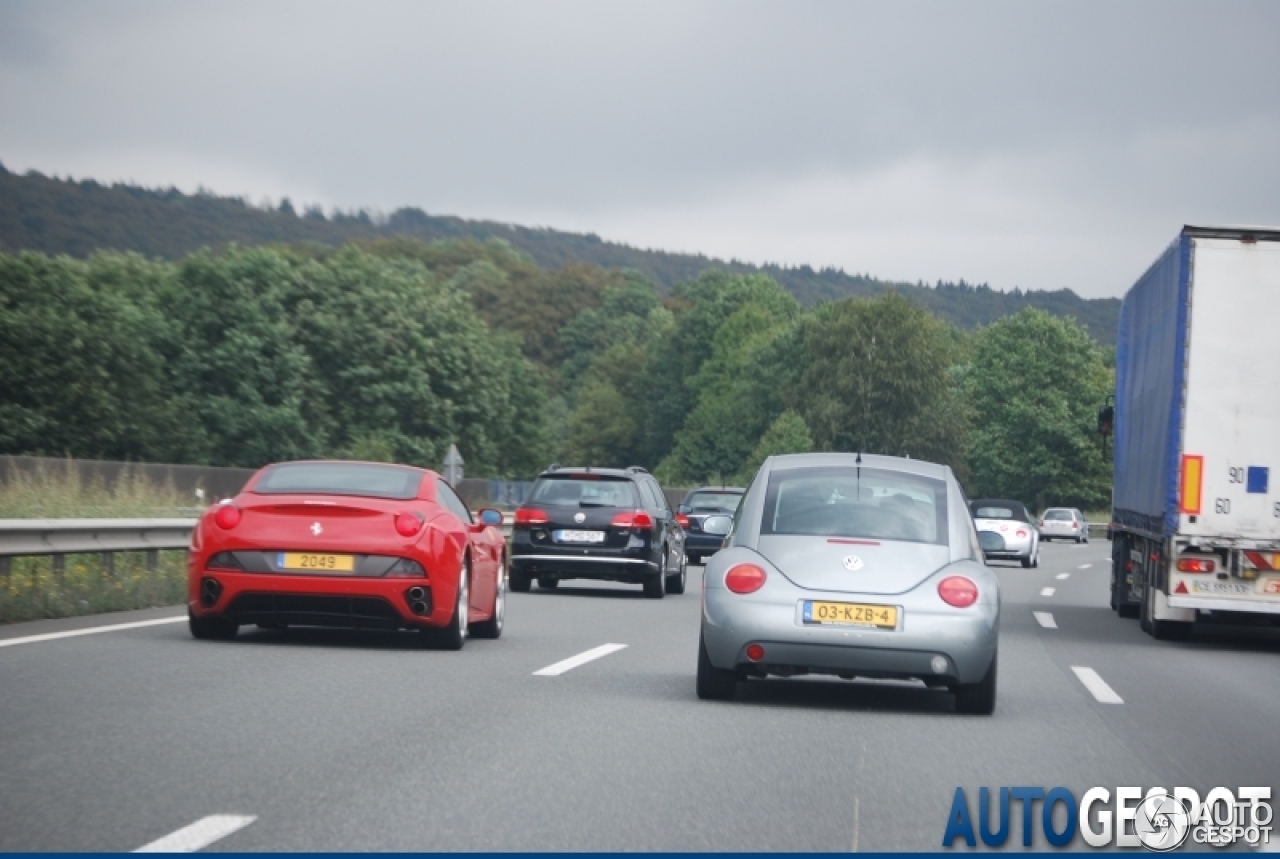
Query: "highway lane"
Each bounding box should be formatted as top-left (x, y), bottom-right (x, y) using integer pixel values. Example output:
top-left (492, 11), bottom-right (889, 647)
top-left (1, 541), bottom-right (1278, 851)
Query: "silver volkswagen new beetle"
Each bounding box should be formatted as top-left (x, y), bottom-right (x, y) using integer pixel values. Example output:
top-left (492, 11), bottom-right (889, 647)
top-left (697, 452), bottom-right (1000, 714)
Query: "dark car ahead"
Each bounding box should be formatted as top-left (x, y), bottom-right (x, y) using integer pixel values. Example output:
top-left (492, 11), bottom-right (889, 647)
top-left (678, 486), bottom-right (745, 565)
top-left (510, 466), bottom-right (687, 598)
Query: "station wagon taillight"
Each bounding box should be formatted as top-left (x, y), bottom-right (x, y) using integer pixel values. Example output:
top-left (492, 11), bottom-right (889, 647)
top-left (611, 510), bottom-right (654, 530)
top-left (676, 513), bottom-right (690, 529)
top-left (515, 507), bottom-right (549, 526)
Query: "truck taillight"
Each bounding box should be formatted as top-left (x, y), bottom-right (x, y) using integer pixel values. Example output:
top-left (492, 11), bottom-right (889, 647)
top-left (1176, 557), bottom-right (1215, 573)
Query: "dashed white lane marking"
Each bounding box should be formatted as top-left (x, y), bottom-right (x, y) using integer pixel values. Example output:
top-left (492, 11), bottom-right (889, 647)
top-left (533, 643), bottom-right (628, 676)
top-left (0, 615), bottom-right (185, 649)
top-left (1033, 611), bottom-right (1058, 629)
top-left (134, 815), bottom-right (256, 852)
top-left (1071, 667), bottom-right (1124, 704)
top-left (1078, 563), bottom-right (1093, 569)
top-left (1056, 573), bottom-right (1070, 580)
top-left (1040, 587), bottom-right (1055, 597)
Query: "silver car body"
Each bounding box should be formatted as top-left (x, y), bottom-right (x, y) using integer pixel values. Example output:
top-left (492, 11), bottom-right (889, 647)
top-left (970, 499), bottom-right (1039, 565)
top-left (1038, 507), bottom-right (1088, 542)
top-left (701, 453), bottom-right (999, 689)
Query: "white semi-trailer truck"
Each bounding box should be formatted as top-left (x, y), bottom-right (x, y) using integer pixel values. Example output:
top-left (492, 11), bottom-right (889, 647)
top-left (1111, 225), bottom-right (1280, 638)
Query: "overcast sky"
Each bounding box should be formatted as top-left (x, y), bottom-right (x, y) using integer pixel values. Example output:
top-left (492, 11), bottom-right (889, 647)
top-left (2, 0), bottom-right (1278, 297)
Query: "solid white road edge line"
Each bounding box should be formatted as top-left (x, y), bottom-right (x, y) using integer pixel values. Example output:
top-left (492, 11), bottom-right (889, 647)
top-left (0, 615), bottom-right (186, 649)
top-left (134, 815), bottom-right (256, 852)
top-left (1040, 587), bottom-right (1055, 597)
top-left (1033, 611), bottom-right (1058, 629)
top-left (1056, 573), bottom-right (1070, 580)
top-left (533, 643), bottom-right (628, 676)
top-left (1071, 667), bottom-right (1124, 704)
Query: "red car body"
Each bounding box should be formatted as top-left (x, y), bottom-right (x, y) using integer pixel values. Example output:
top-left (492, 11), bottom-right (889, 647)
top-left (187, 460), bottom-right (507, 648)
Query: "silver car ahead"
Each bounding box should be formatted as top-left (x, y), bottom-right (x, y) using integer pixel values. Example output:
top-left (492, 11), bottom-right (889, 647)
top-left (1038, 507), bottom-right (1089, 543)
top-left (697, 453), bottom-right (999, 714)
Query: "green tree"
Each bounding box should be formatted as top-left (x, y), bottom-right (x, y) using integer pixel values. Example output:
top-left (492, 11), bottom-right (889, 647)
top-left (736, 410), bottom-right (814, 483)
top-left (657, 293), bottom-right (800, 483)
top-left (796, 293), bottom-right (967, 467)
top-left (0, 251), bottom-right (203, 462)
top-left (963, 308), bottom-right (1112, 508)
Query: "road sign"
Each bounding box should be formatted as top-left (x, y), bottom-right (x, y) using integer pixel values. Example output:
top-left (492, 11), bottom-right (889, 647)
top-left (443, 444), bottom-right (464, 484)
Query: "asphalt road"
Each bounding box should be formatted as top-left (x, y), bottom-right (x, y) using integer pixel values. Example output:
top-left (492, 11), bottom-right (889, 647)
top-left (2, 541), bottom-right (1278, 851)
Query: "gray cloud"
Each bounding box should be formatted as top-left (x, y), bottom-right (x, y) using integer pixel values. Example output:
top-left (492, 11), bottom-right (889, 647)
top-left (2, 0), bottom-right (1278, 296)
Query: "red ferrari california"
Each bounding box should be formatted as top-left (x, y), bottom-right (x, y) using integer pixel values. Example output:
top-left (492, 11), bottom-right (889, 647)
top-left (187, 460), bottom-right (507, 649)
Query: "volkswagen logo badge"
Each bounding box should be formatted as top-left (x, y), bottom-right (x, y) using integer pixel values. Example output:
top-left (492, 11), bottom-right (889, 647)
top-left (842, 555), bottom-right (863, 572)
top-left (573, 512), bottom-right (586, 524)
top-left (310, 522), bottom-right (323, 536)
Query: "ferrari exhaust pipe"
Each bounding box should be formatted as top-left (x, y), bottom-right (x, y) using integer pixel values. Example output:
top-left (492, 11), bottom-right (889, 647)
top-left (408, 586), bottom-right (426, 600)
top-left (411, 601), bottom-right (429, 615)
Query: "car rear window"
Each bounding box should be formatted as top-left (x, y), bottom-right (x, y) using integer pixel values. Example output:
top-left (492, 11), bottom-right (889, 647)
top-left (685, 491), bottom-right (743, 512)
top-left (1043, 509), bottom-right (1072, 520)
top-left (530, 476), bottom-right (638, 508)
top-left (973, 504), bottom-right (1027, 521)
top-left (253, 462), bottom-right (424, 500)
top-left (761, 466), bottom-right (948, 545)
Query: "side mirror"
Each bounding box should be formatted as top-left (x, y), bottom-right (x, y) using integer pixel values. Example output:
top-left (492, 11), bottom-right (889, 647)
top-left (477, 508), bottom-right (504, 527)
top-left (702, 514), bottom-right (732, 536)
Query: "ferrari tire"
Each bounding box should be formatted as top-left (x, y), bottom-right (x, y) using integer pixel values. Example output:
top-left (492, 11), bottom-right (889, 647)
top-left (471, 556), bottom-right (506, 640)
top-left (695, 631), bottom-right (736, 701)
top-left (665, 550), bottom-right (687, 595)
top-left (189, 609), bottom-right (237, 641)
top-left (954, 651), bottom-right (997, 715)
top-left (430, 562), bottom-right (470, 651)
top-left (537, 576), bottom-right (558, 590)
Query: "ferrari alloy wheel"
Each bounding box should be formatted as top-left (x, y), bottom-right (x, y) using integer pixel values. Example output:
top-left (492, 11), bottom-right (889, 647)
top-left (432, 561), bottom-right (470, 651)
top-left (472, 556), bottom-right (506, 640)
top-left (665, 548), bottom-right (687, 595)
top-left (643, 551), bottom-right (667, 599)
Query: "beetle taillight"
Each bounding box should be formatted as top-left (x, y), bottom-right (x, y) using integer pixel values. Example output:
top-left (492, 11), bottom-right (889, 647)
top-left (214, 504), bottom-right (241, 530)
top-left (938, 575), bottom-right (979, 608)
top-left (395, 512), bottom-right (423, 537)
top-left (724, 563), bottom-right (767, 594)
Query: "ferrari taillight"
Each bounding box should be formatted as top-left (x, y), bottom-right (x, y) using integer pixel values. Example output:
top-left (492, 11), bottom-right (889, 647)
top-left (394, 512), bottom-right (423, 537)
top-left (214, 504), bottom-right (241, 530)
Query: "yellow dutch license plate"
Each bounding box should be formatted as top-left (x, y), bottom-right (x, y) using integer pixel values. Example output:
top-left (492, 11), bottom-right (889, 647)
top-left (277, 552), bottom-right (356, 573)
top-left (804, 600), bottom-right (898, 629)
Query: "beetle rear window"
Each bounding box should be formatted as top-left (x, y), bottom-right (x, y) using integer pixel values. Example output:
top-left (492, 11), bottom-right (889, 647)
top-left (761, 466), bottom-right (948, 545)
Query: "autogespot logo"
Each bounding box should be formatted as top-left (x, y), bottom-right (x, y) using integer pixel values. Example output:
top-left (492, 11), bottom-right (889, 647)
top-left (942, 786), bottom-right (1273, 850)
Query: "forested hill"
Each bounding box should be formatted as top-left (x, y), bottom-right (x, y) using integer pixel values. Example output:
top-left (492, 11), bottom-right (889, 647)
top-left (0, 163), bottom-right (1120, 343)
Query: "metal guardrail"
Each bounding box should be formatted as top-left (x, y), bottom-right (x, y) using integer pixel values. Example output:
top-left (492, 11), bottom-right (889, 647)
top-left (0, 514), bottom-right (514, 576)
